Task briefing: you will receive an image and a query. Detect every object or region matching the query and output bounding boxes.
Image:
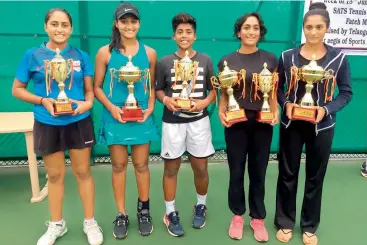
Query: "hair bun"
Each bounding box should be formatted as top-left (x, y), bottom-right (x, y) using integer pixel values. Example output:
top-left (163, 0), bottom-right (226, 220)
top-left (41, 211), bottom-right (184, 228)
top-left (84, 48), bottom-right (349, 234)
top-left (309, 2), bottom-right (327, 10)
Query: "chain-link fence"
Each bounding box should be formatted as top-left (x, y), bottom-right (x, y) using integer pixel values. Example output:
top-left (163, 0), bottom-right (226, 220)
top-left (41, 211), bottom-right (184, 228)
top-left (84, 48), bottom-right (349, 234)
top-left (1, 152), bottom-right (366, 167)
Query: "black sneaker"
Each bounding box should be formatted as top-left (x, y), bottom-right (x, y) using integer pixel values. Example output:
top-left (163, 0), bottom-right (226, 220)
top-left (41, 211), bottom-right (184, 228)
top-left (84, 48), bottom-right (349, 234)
top-left (113, 213), bottom-right (129, 239)
top-left (361, 161), bottom-right (367, 177)
top-left (137, 209), bottom-right (153, 236)
top-left (192, 204), bottom-right (207, 229)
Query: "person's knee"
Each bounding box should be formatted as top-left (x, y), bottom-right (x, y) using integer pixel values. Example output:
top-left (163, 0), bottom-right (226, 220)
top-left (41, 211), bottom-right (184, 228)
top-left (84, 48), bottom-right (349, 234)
top-left (164, 163), bottom-right (180, 178)
top-left (74, 168), bottom-right (92, 181)
top-left (112, 161), bottom-right (128, 173)
top-left (133, 161), bottom-right (149, 174)
top-left (190, 156), bottom-right (208, 178)
top-left (48, 171), bottom-right (64, 184)
top-left (193, 165), bottom-right (208, 179)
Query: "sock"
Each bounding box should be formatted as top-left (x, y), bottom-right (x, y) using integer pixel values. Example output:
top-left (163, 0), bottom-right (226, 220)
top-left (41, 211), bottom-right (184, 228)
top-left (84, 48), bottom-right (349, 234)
top-left (165, 200), bottom-right (175, 215)
top-left (197, 193), bottom-right (207, 205)
top-left (51, 219), bottom-right (64, 226)
top-left (137, 198), bottom-right (150, 212)
top-left (83, 217), bottom-right (95, 225)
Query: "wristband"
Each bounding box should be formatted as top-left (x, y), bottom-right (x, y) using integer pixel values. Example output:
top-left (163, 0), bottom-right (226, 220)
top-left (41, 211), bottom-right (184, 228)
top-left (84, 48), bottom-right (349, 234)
top-left (40, 97), bottom-right (44, 106)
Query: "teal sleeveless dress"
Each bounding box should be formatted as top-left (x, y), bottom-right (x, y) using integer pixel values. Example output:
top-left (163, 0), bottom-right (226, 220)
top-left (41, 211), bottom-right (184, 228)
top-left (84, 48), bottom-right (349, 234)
top-left (98, 43), bottom-right (159, 146)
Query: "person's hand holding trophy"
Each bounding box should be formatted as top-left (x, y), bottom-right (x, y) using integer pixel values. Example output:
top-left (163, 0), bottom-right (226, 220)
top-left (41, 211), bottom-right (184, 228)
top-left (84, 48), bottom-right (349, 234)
top-left (109, 55), bottom-right (150, 122)
top-left (211, 61), bottom-right (247, 127)
top-left (287, 55), bottom-right (334, 123)
top-left (44, 48), bottom-right (74, 115)
top-left (251, 62), bottom-right (279, 124)
top-left (172, 50), bottom-right (199, 110)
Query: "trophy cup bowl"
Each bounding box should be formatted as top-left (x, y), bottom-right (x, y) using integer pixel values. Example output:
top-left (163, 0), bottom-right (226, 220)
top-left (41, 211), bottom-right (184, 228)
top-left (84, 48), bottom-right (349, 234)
top-left (174, 50), bottom-right (198, 110)
top-left (292, 55), bottom-right (326, 123)
top-left (256, 62), bottom-right (277, 123)
top-left (45, 48), bottom-right (74, 115)
top-left (113, 55), bottom-right (143, 122)
top-left (211, 61), bottom-right (247, 125)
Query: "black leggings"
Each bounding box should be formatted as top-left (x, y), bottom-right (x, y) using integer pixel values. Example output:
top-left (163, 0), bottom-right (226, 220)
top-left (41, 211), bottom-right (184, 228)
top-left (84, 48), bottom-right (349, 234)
top-left (274, 121), bottom-right (334, 233)
top-left (225, 110), bottom-right (273, 219)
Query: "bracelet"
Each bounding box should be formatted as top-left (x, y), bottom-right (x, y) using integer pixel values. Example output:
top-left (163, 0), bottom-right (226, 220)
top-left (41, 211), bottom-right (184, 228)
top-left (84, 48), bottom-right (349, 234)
top-left (40, 97), bottom-right (44, 106)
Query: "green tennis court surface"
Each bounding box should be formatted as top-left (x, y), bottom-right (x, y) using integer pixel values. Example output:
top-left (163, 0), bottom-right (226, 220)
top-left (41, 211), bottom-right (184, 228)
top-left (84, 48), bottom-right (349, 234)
top-left (0, 160), bottom-right (364, 244)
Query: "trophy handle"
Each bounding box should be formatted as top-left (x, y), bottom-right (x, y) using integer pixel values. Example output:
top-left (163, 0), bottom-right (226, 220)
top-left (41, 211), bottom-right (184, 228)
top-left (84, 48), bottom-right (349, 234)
top-left (191, 61), bottom-right (199, 93)
top-left (210, 76), bottom-right (221, 89)
top-left (109, 68), bottom-right (117, 97)
top-left (239, 69), bottom-right (247, 99)
top-left (286, 66), bottom-right (300, 97)
top-left (324, 69), bottom-right (334, 79)
top-left (44, 60), bottom-right (52, 96)
top-left (250, 73), bottom-right (259, 102)
top-left (172, 60), bottom-right (179, 89)
top-left (143, 68), bottom-right (152, 97)
top-left (271, 72), bottom-right (279, 99)
top-left (323, 69), bottom-right (336, 103)
top-left (210, 76), bottom-right (221, 106)
top-left (67, 59), bottom-right (74, 90)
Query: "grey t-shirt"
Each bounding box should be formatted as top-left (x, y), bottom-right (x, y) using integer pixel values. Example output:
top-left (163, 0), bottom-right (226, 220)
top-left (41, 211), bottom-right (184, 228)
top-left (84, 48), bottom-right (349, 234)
top-left (155, 52), bottom-right (214, 123)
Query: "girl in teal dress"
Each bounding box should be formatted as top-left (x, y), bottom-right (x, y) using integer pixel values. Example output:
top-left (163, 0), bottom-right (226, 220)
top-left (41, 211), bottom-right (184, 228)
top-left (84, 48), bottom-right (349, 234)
top-left (93, 3), bottom-right (158, 239)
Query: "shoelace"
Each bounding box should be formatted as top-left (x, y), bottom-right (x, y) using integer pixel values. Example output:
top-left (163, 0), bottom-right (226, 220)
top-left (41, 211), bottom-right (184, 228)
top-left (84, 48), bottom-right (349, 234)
top-left (232, 216), bottom-right (244, 227)
top-left (138, 212), bottom-right (151, 224)
top-left (169, 211), bottom-right (180, 225)
top-left (195, 205), bottom-right (206, 217)
top-left (251, 219), bottom-right (264, 226)
top-left (44, 221), bottom-right (63, 240)
top-left (113, 216), bottom-right (127, 227)
top-left (85, 222), bottom-right (103, 236)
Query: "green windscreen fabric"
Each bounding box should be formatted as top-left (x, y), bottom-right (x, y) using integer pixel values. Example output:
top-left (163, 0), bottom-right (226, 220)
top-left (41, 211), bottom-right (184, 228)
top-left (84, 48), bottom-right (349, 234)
top-left (0, 1), bottom-right (366, 159)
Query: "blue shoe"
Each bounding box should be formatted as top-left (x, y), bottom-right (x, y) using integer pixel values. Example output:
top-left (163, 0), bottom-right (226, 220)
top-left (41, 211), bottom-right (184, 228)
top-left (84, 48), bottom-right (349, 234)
top-left (192, 204), bottom-right (207, 229)
top-left (163, 211), bottom-right (184, 237)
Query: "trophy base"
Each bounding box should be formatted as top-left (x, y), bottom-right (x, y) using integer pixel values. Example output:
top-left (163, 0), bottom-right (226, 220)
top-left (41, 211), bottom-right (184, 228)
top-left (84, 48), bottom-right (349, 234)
top-left (257, 111), bottom-right (274, 123)
top-left (122, 106), bottom-right (143, 122)
top-left (54, 102), bottom-right (73, 115)
top-left (292, 106), bottom-right (317, 123)
top-left (226, 109), bottom-right (247, 126)
top-left (176, 99), bottom-right (192, 110)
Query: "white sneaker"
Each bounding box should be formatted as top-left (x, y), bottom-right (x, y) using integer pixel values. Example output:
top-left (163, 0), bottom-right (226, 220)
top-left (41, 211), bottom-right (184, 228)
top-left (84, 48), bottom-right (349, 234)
top-left (83, 219), bottom-right (103, 245)
top-left (37, 220), bottom-right (68, 245)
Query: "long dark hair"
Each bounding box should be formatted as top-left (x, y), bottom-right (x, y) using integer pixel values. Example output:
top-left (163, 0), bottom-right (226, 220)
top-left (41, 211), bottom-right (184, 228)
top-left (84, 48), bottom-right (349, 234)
top-left (109, 21), bottom-right (122, 53)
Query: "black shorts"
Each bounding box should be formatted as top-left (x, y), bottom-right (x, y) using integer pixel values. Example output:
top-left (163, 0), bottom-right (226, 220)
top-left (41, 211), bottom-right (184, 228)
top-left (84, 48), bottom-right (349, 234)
top-left (33, 116), bottom-right (96, 156)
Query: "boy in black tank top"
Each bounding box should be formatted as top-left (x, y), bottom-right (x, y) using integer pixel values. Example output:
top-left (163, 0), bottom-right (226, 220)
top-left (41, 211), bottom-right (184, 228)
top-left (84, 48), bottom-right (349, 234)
top-left (216, 12), bottom-right (278, 242)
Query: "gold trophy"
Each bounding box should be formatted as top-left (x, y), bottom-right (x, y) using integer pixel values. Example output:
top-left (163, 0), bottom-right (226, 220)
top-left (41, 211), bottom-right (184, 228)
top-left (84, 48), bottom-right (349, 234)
top-left (291, 55), bottom-right (334, 122)
top-left (173, 50), bottom-right (199, 110)
top-left (252, 63), bottom-right (279, 123)
top-left (211, 61), bottom-right (247, 125)
top-left (44, 48), bottom-right (74, 115)
top-left (109, 55), bottom-right (150, 121)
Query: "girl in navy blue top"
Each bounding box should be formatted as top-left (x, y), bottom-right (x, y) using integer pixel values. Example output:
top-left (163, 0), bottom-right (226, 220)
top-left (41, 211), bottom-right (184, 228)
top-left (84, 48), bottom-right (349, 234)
top-left (12, 8), bottom-right (103, 245)
top-left (275, 3), bottom-right (352, 245)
